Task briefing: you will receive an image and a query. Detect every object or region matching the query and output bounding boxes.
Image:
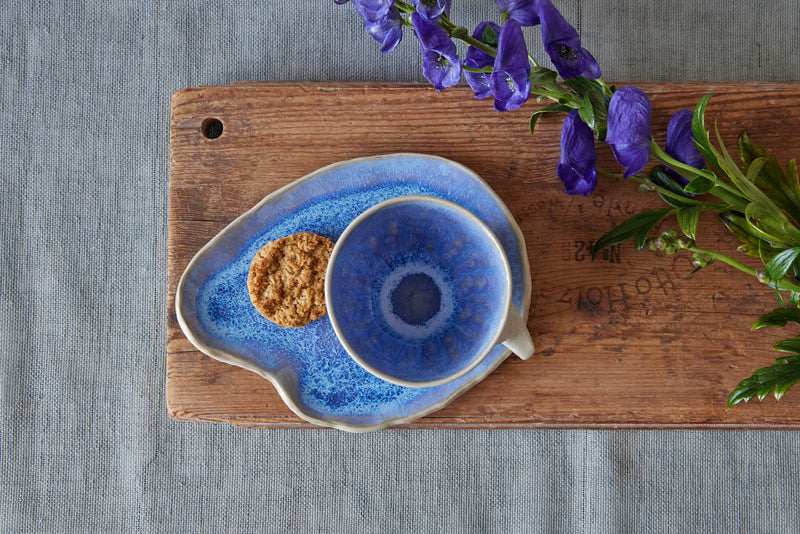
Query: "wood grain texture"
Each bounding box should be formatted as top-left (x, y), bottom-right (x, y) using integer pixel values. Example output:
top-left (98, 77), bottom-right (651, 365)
top-left (168, 82), bottom-right (800, 429)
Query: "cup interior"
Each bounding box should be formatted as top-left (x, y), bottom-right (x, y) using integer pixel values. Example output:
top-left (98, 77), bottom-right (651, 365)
top-left (326, 196), bottom-right (511, 387)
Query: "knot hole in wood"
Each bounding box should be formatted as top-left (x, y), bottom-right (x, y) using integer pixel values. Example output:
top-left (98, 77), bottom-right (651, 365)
top-left (201, 117), bottom-right (224, 139)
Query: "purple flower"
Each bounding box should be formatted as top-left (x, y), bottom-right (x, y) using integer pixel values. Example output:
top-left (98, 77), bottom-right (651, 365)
top-left (413, 0), bottom-right (451, 21)
top-left (351, 0), bottom-right (403, 52)
top-left (464, 22), bottom-right (501, 99)
top-left (495, 0), bottom-right (541, 26)
top-left (665, 109), bottom-right (705, 185)
top-left (411, 12), bottom-right (462, 91)
top-left (605, 86), bottom-right (652, 178)
top-left (538, 0), bottom-right (601, 79)
top-left (489, 20), bottom-right (531, 111)
top-left (351, 0), bottom-right (391, 20)
top-left (363, 7), bottom-right (403, 52)
top-left (558, 110), bottom-right (598, 195)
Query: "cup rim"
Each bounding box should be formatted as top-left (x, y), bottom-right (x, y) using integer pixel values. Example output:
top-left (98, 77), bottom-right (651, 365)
top-left (325, 195), bottom-right (514, 388)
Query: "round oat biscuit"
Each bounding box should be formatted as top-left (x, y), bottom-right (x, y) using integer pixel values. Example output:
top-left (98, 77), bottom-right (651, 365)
top-left (247, 232), bottom-right (335, 328)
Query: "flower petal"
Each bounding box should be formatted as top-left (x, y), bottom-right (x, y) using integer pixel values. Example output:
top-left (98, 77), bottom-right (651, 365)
top-left (494, 0), bottom-right (541, 26)
top-left (489, 20), bottom-right (531, 111)
top-left (464, 22), bottom-right (501, 99)
top-left (352, 0), bottom-right (392, 21)
top-left (539, 0), bottom-right (579, 51)
top-left (606, 86), bottom-right (652, 178)
top-left (665, 109), bottom-right (705, 184)
top-left (412, 12), bottom-right (462, 91)
top-left (363, 6), bottom-right (403, 53)
top-left (414, 0), bottom-right (451, 21)
top-left (538, 0), bottom-right (601, 79)
top-left (558, 109), bottom-right (598, 195)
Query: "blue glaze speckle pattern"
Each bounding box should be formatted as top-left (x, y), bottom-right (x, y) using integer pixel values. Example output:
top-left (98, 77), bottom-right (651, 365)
top-left (177, 154), bottom-right (530, 431)
top-left (328, 198), bottom-right (509, 384)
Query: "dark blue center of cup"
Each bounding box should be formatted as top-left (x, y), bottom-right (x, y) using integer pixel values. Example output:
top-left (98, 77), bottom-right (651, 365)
top-left (390, 273), bottom-right (441, 326)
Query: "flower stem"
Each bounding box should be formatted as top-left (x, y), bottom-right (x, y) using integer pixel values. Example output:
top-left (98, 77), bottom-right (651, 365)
top-left (394, 0), bottom-right (415, 14)
top-left (452, 30), bottom-right (497, 56)
top-left (688, 245), bottom-right (800, 293)
top-left (531, 88), bottom-right (576, 104)
top-left (463, 64), bottom-right (493, 74)
top-left (596, 166), bottom-right (624, 179)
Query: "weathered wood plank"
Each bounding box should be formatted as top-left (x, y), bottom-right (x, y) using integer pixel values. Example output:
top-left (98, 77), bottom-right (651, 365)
top-left (168, 82), bottom-right (800, 429)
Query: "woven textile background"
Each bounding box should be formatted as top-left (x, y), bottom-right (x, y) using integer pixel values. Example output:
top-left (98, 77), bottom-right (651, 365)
top-left (2, 1), bottom-right (800, 532)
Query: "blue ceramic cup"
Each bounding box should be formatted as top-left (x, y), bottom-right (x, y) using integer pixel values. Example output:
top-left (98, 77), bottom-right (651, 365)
top-left (325, 195), bottom-right (534, 388)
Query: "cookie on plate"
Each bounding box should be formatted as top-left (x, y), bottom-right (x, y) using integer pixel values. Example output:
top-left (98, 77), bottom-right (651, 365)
top-left (247, 232), bottom-right (335, 328)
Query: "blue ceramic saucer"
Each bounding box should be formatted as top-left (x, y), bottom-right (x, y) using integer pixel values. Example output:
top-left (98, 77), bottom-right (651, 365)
top-left (176, 154), bottom-right (531, 432)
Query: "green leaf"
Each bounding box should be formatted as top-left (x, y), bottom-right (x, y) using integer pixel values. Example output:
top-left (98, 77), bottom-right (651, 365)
top-left (692, 94), bottom-right (716, 161)
top-left (529, 66), bottom-right (559, 89)
top-left (720, 211), bottom-right (781, 258)
top-left (745, 202), bottom-right (800, 246)
top-left (737, 132), bottom-right (759, 164)
top-left (752, 308), bottom-right (800, 330)
top-left (774, 338), bottom-right (800, 353)
top-left (684, 176), bottom-right (715, 194)
top-left (659, 193), bottom-right (698, 209)
top-left (480, 24), bottom-right (498, 47)
top-left (676, 204), bottom-right (702, 240)
top-left (745, 156), bottom-right (767, 184)
top-left (727, 354), bottom-right (800, 406)
top-left (738, 134), bottom-right (800, 226)
top-left (766, 247), bottom-right (800, 281)
top-left (529, 103), bottom-right (572, 135)
top-left (714, 126), bottom-right (795, 234)
top-left (649, 167), bottom-right (690, 197)
top-left (592, 208), bottom-right (674, 257)
top-left (585, 89), bottom-right (608, 140)
top-left (789, 158), bottom-right (799, 195)
top-left (563, 77), bottom-right (609, 102)
top-left (709, 186), bottom-right (749, 212)
top-left (578, 94), bottom-right (594, 129)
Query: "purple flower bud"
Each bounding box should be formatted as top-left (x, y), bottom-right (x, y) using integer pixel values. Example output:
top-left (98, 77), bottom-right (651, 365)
top-left (489, 20), bottom-right (531, 111)
top-left (538, 0), bottom-right (601, 79)
top-left (665, 109), bottom-right (705, 185)
top-left (464, 22), bottom-right (501, 99)
top-left (413, 0), bottom-right (451, 21)
top-left (606, 86), bottom-right (652, 178)
top-left (494, 0), bottom-right (541, 26)
top-left (411, 12), bottom-right (462, 91)
top-left (557, 110), bottom-right (598, 195)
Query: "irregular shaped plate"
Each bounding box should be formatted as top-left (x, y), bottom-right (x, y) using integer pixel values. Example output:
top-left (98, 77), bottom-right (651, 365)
top-left (176, 153), bottom-right (531, 432)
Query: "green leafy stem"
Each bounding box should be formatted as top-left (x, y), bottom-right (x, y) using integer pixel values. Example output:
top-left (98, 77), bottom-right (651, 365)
top-left (590, 93), bottom-right (800, 406)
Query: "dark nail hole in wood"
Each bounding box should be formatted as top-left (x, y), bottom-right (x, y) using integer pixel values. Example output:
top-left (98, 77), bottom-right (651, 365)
top-left (201, 118), bottom-right (224, 139)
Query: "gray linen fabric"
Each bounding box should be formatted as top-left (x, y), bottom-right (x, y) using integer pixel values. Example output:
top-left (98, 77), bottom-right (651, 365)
top-left (2, 1), bottom-right (800, 532)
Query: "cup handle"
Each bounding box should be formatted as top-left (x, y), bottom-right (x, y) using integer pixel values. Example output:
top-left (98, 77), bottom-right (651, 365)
top-left (500, 301), bottom-right (534, 360)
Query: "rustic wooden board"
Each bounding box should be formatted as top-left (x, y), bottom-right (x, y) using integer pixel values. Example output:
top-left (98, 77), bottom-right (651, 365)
top-left (168, 82), bottom-right (800, 429)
